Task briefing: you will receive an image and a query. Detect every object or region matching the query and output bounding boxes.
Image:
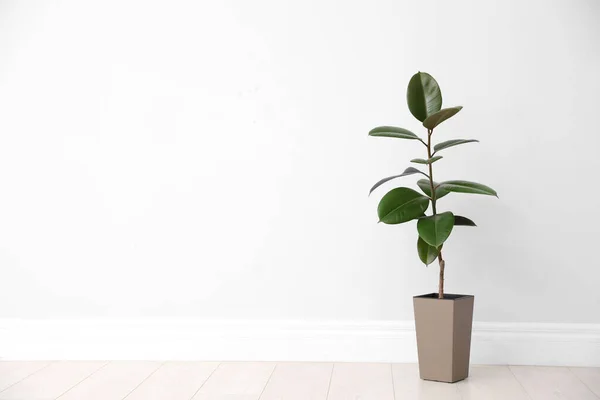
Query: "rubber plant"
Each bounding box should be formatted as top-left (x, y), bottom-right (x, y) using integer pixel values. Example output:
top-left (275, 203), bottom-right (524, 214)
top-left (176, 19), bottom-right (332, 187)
top-left (369, 71), bottom-right (497, 299)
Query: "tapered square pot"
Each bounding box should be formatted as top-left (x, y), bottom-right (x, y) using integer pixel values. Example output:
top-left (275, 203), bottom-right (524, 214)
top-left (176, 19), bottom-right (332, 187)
top-left (413, 293), bottom-right (474, 383)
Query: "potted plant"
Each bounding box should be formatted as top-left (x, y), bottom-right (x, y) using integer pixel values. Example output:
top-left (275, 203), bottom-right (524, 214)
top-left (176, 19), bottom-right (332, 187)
top-left (369, 71), bottom-right (497, 383)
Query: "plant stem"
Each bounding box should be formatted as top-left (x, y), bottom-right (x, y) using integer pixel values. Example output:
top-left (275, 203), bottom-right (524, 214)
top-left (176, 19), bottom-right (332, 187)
top-left (438, 251), bottom-right (445, 299)
top-left (426, 128), bottom-right (444, 299)
top-left (426, 129), bottom-right (437, 214)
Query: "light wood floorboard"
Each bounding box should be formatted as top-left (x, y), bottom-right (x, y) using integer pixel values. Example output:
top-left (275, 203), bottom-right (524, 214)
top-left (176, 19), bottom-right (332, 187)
top-left (0, 361), bottom-right (598, 400)
top-left (510, 366), bottom-right (599, 400)
top-left (0, 361), bottom-right (51, 392)
top-left (456, 365), bottom-right (530, 400)
top-left (191, 362), bottom-right (276, 400)
top-left (125, 361), bottom-right (220, 400)
top-left (259, 362), bottom-right (333, 400)
top-left (570, 367), bottom-right (600, 397)
top-left (327, 362), bottom-right (395, 400)
top-left (0, 361), bottom-right (106, 400)
top-left (57, 361), bottom-right (162, 400)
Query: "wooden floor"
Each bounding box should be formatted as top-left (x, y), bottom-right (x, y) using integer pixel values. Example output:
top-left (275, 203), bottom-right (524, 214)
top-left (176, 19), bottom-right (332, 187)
top-left (0, 361), bottom-right (598, 399)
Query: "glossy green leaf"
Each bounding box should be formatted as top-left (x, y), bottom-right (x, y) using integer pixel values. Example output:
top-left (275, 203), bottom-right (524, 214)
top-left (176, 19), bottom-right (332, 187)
top-left (369, 126), bottom-right (421, 140)
top-left (417, 212), bottom-right (455, 247)
top-left (454, 215), bottom-right (477, 226)
top-left (410, 156), bottom-right (443, 165)
top-left (417, 179), bottom-right (449, 200)
top-left (433, 139), bottom-right (479, 154)
top-left (369, 167), bottom-right (428, 195)
top-left (423, 106), bottom-right (463, 130)
top-left (406, 72), bottom-right (442, 122)
top-left (438, 180), bottom-right (498, 197)
top-left (377, 187), bottom-right (430, 224)
top-left (417, 236), bottom-right (439, 265)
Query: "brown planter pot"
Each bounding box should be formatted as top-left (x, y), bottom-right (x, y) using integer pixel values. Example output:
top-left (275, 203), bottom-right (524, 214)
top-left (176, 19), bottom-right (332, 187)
top-left (413, 293), bottom-right (474, 383)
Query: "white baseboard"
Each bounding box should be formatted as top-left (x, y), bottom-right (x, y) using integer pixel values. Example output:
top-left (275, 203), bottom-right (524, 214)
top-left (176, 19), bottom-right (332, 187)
top-left (1, 319), bottom-right (598, 366)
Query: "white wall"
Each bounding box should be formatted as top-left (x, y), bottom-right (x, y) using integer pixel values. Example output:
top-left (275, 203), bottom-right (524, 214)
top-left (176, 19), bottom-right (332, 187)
top-left (0, 0), bottom-right (599, 324)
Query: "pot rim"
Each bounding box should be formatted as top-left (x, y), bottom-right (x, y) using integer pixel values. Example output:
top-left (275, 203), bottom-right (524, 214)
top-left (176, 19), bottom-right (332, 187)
top-left (413, 293), bottom-right (474, 300)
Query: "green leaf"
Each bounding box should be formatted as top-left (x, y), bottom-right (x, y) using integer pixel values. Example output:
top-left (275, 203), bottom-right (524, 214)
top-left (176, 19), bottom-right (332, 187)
top-left (433, 139), bottom-right (479, 154)
top-left (423, 106), bottom-right (463, 130)
top-left (438, 180), bottom-right (498, 197)
top-left (454, 215), bottom-right (477, 226)
top-left (406, 72), bottom-right (442, 122)
top-left (369, 126), bottom-right (421, 140)
top-left (410, 156), bottom-right (443, 165)
top-left (417, 236), bottom-right (439, 265)
top-left (417, 179), bottom-right (449, 200)
top-left (377, 187), bottom-right (430, 225)
top-left (369, 167), bottom-right (428, 195)
top-left (417, 212), bottom-right (455, 247)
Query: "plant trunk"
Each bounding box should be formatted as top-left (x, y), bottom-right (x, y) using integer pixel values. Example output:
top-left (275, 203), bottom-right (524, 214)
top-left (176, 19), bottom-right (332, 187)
top-left (438, 251), bottom-right (445, 299)
top-left (427, 128), bottom-right (445, 299)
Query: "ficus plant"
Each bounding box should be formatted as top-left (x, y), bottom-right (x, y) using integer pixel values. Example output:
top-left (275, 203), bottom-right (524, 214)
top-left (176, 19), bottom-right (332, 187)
top-left (369, 71), bottom-right (497, 299)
